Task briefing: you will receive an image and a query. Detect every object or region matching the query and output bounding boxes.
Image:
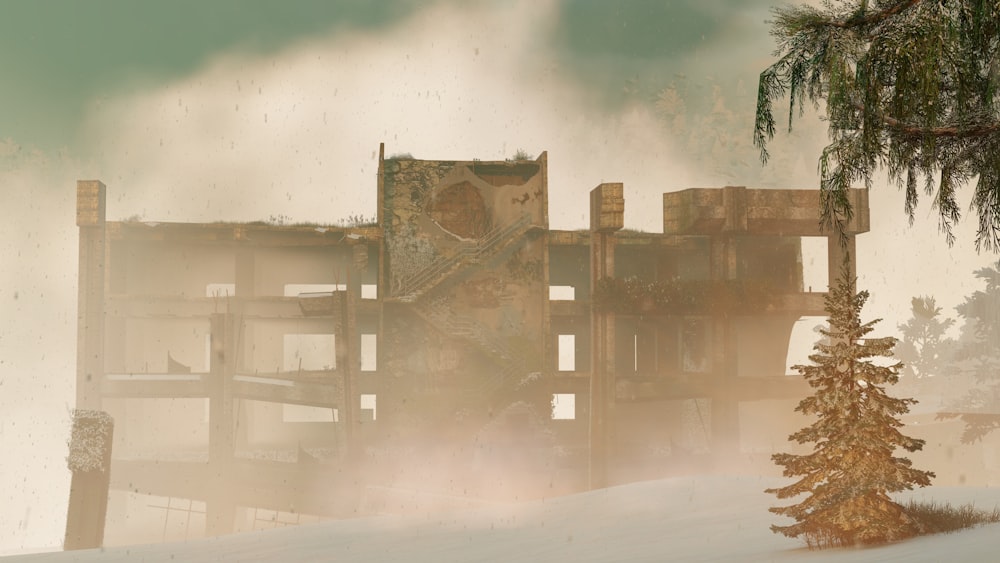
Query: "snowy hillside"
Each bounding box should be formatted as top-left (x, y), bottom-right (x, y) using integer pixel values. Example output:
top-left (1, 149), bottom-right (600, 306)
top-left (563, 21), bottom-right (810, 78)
top-left (5, 476), bottom-right (1000, 562)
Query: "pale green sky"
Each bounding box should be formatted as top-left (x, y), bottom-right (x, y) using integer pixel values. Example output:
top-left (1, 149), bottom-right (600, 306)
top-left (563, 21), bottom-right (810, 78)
top-left (0, 0), bottom-right (771, 151)
top-left (1, 1), bottom-right (996, 554)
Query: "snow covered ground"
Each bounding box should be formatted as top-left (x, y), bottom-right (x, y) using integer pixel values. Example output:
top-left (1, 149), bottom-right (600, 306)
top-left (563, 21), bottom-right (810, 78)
top-left (5, 475), bottom-right (1000, 562)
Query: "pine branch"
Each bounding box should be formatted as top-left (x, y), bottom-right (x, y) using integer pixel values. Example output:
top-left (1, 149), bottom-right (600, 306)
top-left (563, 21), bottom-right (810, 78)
top-left (832, 0), bottom-right (922, 29)
top-left (870, 106), bottom-right (1000, 139)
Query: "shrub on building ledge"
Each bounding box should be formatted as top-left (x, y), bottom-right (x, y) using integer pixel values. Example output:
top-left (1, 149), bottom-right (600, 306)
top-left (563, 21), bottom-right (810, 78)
top-left (592, 277), bottom-right (778, 314)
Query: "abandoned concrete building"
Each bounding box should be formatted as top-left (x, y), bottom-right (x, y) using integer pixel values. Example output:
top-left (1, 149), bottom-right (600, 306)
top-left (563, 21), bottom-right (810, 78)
top-left (71, 146), bottom-right (869, 545)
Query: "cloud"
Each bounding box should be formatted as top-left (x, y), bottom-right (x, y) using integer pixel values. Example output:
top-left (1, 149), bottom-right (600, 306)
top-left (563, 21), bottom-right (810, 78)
top-left (0, 2), bottom-right (700, 550)
top-left (83, 0), bottom-right (696, 232)
top-left (0, 140), bottom-right (79, 552)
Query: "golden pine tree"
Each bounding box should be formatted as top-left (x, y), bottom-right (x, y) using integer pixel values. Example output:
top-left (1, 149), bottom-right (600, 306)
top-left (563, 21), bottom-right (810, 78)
top-left (767, 268), bottom-right (934, 548)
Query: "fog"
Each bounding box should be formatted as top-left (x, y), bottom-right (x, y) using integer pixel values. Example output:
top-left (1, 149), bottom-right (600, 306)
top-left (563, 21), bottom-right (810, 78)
top-left (1, 0), bottom-right (997, 555)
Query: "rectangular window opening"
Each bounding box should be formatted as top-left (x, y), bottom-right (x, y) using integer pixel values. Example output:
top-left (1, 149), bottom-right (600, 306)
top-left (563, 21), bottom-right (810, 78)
top-left (361, 334), bottom-right (377, 372)
top-left (551, 393), bottom-right (576, 420)
top-left (549, 285), bottom-right (576, 301)
top-left (361, 284), bottom-right (378, 300)
top-left (557, 334), bottom-right (576, 372)
top-left (361, 394), bottom-right (376, 421)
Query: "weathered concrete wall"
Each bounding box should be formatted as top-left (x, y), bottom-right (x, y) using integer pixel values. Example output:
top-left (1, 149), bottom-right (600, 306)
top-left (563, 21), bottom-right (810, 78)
top-left (382, 156), bottom-right (545, 294)
top-left (381, 155), bottom-right (548, 395)
top-left (664, 186), bottom-right (871, 236)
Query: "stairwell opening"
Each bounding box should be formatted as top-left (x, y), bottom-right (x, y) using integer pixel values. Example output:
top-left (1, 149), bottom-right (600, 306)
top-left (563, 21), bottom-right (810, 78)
top-left (557, 334), bottom-right (576, 372)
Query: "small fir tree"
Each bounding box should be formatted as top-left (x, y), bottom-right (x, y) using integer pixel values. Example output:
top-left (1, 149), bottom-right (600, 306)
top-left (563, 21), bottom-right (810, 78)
top-left (896, 297), bottom-right (955, 380)
top-left (767, 269), bottom-right (934, 548)
top-left (941, 260), bottom-right (1000, 442)
top-left (895, 296), bottom-right (957, 405)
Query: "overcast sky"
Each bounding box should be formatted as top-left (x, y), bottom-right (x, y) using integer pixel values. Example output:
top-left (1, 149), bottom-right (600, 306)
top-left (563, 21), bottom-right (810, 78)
top-left (0, 0), bottom-right (996, 553)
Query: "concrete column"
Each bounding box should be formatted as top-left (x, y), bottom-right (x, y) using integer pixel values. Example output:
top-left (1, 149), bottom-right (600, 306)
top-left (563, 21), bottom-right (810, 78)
top-left (711, 188), bottom-right (747, 458)
top-left (589, 231), bottom-right (615, 489)
top-left (339, 282), bottom-right (360, 462)
top-left (64, 410), bottom-right (114, 550)
top-left (206, 313), bottom-right (235, 536)
top-left (76, 181), bottom-right (106, 411)
top-left (708, 235), bottom-right (741, 458)
top-left (588, 183), bottom-right (623, 489)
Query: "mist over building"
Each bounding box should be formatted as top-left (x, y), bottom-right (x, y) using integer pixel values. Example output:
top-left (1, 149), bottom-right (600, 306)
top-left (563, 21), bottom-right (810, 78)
top-left (64, 145), bottom-right (876, 546)
top-left (4, 2), bottom-right (998, 555)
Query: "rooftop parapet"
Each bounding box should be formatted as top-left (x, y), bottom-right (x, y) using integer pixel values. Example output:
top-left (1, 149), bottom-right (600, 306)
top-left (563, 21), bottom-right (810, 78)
top-left (663, 186), bottom-right (870, 236)
top-left (76, 180), bottom-right (106, 227)
top-left (590, 183), bottom-right (624, 233)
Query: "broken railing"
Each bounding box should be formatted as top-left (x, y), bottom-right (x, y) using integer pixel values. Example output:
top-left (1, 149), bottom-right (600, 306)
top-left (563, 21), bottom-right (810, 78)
top-left (393, 213), bottom-right (533, 302)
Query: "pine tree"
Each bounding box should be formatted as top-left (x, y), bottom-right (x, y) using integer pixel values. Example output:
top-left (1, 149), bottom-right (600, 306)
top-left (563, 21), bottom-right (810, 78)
top-left (941, 260), bottom-right (1000, 442)
top-left (895, 296), bottom-right (956, 404)
top-left (754, 0), bottom-right (1000, 249)
top-left (896, 297), bottom-right (955, 380)
top-left (767, 269), bottom-right (934, 548)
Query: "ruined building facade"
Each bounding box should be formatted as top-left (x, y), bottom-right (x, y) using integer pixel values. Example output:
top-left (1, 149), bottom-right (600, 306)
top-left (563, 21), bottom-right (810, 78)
top-left (73, 146), bottom-right (869, 545)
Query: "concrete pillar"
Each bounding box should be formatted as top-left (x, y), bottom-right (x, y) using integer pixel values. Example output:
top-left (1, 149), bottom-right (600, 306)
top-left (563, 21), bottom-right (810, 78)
top-left (339, 280), bottom-right (361, 462)
top-left (709, 235), bottom-right (741, 457)
top-left (76, 181), bottom-right (106, 411)
top-left (709, 189), bottom-right (748, 459)
top-left (64, 410), bottom-right (114, 550)
top-left (589, 183), bottom-right (623, 489)
top-left (206, 313), bottom-right (235, 536)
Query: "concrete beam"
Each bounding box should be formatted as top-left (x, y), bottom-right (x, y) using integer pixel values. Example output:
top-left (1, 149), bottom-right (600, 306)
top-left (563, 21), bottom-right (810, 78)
top-left (664, 187), bottom-right (870, 236)
top-left (615, 375), bottom-right (810, 402)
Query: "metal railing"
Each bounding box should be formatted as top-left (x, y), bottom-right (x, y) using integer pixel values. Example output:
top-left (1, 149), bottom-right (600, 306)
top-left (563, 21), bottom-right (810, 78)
top-left (394, 213), bottom-right (533, 301)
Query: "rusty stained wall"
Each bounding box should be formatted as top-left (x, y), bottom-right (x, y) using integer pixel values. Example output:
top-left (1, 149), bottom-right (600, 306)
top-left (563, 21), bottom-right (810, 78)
top-left (381, 156), bottom-right (547, 400)
top-left (383, 158), bottom-right (544, 280)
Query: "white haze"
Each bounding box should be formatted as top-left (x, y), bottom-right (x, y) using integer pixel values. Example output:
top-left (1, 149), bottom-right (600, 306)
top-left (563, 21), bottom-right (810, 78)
top-left (6, 475), bottom-right (1000, 562)
top-left (0, 0), bottom-right (996, 554)
top-left (81, 0), bottom-right (699, 231)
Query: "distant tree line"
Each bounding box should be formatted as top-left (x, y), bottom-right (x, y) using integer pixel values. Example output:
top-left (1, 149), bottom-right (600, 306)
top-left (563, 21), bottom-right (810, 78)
top-left (895, 261), bottom-right (1000, 442)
